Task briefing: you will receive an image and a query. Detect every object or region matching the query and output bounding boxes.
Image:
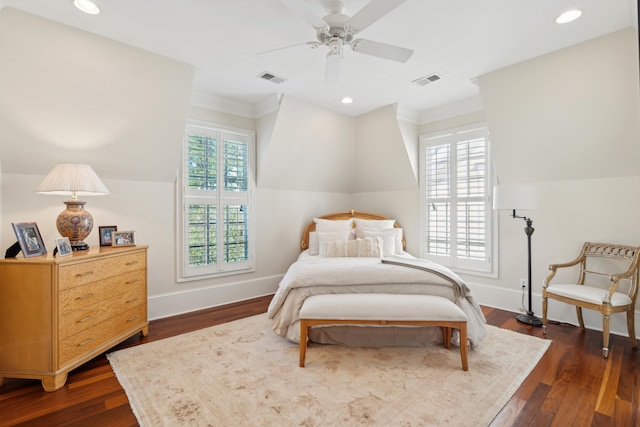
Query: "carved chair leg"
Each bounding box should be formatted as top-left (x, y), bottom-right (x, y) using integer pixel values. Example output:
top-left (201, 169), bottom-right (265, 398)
top-left (542, 296), bottom-right (548, 335)
top-left (602, 314), bottom-right (611, 358)
top-left (576, 307), bottom-right (585, 330)
top-left (627, 310), bottom-right (637, 348)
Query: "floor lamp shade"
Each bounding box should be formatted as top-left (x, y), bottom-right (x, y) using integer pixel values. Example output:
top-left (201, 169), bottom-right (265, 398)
top-left (35, 163), bottom-right (109, 250)
top-left (493, 184), bottom-right (538, 211)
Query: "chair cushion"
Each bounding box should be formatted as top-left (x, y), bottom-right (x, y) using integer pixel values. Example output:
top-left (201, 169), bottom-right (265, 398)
top-left (546, 284), bottom-right (632, 306)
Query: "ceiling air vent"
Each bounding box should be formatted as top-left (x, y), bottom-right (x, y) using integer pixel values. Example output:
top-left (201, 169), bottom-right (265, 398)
top-left (412, 73), bottom-right (443, 86)
top-left (258, 71), bottom-right (286, 84)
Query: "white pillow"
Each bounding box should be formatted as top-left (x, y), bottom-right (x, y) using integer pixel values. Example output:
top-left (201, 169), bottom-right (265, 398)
top-left (308, 232), bottom-right (319, 255)
top-left (320, 236), bottom-right (383, 258)
top-left (359, 228), bottom-right (404, 256)
top-left (308, 230), bottom-right (353, 255)
top-left (356, 228), bottom-right (404, 256)
top-left (353, 218), bottom-right (395, 230)
top-left (314, 218), bottom-right (353, 232)
top-left (394, 228), bottom-right (405, 255)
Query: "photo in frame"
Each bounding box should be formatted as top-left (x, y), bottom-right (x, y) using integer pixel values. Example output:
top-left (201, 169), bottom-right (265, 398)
top-left (112, 230), bottom-right (135, 247)
top-left (99, 226), bottom-right (118, 246)
top-left (55, 237), bottom-right (73, 257)
top-left (12, 222), bottom-right (47, 258)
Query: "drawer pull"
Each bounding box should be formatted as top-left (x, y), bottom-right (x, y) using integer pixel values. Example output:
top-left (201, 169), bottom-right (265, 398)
top-left (75, 271), bottom-right (95, 278)
top-left (126, 297), bottom-right (139, 304)
top-left (126, 279), bottom-right (139, 285)
top-left (77, 315), bottom-right (94, 324)
top-left (77, 337), bottom-right (94, 347)
top-left (76, 293), bottom-right (95, 301)
top-left (126, 261), bottom-right (139, 266)
top-left (126, 315), bottom-right (140, 323)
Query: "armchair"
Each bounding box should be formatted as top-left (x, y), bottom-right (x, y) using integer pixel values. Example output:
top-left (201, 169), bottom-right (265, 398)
top-left (542, 242), bottom-right (640, 358)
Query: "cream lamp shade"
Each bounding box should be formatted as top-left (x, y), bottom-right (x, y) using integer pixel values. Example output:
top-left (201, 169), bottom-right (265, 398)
top-left (493, 184), bottom-right (538, 211)
top-left (36, 163), bottom-right (109, 251)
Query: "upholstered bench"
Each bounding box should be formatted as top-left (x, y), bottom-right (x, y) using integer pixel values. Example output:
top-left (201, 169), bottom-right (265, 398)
top-left (299, 293), bottom-right (468, 371)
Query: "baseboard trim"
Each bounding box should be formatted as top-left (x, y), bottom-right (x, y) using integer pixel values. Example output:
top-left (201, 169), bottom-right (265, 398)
top-left (148, 274), bottom-right (282, 320)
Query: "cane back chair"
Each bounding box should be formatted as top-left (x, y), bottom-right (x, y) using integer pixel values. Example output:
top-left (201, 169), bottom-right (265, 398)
top-left (542, 242), bottom-right (640, 358)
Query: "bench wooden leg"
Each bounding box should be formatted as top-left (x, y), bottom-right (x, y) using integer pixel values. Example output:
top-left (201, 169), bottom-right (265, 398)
top-left (299, 320), bottom-right (308, 367)
top-left (459, 323), bottom-right (468, 371)
top-left (443, 327), bottom-right (451, 349)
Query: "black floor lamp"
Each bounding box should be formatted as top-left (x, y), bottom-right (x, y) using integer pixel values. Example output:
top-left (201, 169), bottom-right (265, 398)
top-left (493, 183), bottom-right (542, 327)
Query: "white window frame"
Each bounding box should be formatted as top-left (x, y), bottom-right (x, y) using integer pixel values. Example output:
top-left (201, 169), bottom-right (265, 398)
top-left (177, 119), bottom-right (256, 282)
top-left (419, 123), bottom-right (497, 277)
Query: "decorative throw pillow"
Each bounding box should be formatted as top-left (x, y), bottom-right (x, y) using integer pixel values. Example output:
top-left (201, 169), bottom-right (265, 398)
top-left (320, 236), bottom-right (383, 258)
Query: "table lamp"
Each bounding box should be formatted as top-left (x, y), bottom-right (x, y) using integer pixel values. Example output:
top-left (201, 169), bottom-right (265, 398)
top-left (35, 163), bottom-right (109, 251)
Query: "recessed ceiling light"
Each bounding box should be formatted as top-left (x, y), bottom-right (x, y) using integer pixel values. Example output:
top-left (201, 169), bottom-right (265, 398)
top-left (341, 97), bottom-right (353, 104)
top-left (556, 9), bottom-right (582, 24)
top-left (73, 0), bottom-right (100, 15)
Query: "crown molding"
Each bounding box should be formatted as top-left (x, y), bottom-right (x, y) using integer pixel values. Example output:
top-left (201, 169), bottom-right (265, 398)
top-left (417, 96), bottom-right (484, 124)
top-left (190, 91), bottom-right (280, 119)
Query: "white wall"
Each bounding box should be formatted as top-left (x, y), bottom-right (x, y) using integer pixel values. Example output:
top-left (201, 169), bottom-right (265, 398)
top-left (0, 8), bottom-right (194, 182)
top-left (258, 96), bottom-right (356, 192)
top-left (479, 28), bottom-right (640, 183)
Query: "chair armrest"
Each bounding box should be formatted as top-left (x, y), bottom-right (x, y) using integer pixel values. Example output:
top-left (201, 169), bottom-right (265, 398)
top-left (605, 263), bottom-right (639, 301)
top-left (543, 257), bottom-right (584, 289)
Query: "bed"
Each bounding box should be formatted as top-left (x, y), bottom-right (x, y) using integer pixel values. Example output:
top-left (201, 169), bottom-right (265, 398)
top-left (267, 209), bottom-right (487, 348)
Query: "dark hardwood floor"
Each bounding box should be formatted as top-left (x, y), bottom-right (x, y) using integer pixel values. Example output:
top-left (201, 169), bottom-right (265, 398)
top-left (0, 295), bottom-right (637, 426)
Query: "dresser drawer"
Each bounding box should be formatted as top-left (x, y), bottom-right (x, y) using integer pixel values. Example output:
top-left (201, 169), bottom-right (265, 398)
top-left (60, 269), bottom-right (146, 315)
top-left (59, 283), bottom-right (146, 340)
top-left (59, 251), bottom-right (146, 290)
top-left (59, 304), bottom-right (147, 367)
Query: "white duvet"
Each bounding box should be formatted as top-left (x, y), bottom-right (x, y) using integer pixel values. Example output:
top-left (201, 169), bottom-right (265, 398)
top-left (267, 252), bottom-right (488, 347)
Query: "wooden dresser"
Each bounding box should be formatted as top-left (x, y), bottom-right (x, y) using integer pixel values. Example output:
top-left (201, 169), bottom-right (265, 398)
top-left (0, 245), bottom-right (148, 391)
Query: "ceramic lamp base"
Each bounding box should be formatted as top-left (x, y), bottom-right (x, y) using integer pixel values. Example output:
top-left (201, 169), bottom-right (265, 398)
top-left (56, 200), bottom-right (93, 250)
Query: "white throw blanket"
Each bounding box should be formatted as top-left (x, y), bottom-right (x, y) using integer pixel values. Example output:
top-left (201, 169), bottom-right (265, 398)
top-left (268, 254), bottom-right (487, 346)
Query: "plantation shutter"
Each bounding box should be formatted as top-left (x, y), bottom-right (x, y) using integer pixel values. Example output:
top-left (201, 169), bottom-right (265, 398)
top-left (421, 126), bottom-right (492, 273)
top-left (181, 122), bottom-right (254, 279)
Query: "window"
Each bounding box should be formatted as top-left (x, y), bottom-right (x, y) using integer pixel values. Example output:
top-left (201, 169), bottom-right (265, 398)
top-left (178, 121), bottom-right (255, 280)
top-left (419, 124), bottom-right (495, 275)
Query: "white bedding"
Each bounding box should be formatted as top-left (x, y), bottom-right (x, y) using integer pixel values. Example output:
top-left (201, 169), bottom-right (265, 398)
top-left (267, 251), bottom-right (487, 347)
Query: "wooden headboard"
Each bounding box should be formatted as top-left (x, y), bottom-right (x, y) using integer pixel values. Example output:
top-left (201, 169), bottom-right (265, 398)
top-left (300, 208), bottom-right (406, 251)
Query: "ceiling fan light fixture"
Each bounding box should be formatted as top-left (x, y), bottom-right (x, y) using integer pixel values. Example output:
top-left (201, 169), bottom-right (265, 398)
top-left (555, 9), bottom-right (582, 24)
top-left (73, 0), bottom-right (100, 15)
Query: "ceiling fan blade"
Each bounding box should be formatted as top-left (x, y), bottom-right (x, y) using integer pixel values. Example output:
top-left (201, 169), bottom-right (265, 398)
top-left (325, 51), bottom-right (341, 84)
top-left (279, 0), bottom-right (328, 30)
top-left (257, 41), bottom-right (320, 55)
top-left (348, 0), bottom-right (407, 33)
top-left (351, 39), bottom-right (413, 63)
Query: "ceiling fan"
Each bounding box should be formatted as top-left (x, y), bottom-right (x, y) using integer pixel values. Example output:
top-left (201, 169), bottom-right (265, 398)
top-left (274, 0), bottom-right (413, 83)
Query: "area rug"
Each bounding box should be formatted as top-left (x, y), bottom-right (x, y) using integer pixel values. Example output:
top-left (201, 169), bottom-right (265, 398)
top-left (107, 313), bottom-right (550, 426)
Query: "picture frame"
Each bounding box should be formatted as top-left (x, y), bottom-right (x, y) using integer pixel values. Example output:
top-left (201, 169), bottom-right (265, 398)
top-left (112, 231), bottom-right (136, 247)
top-left (12, 222), bottom-right (47, 258)
top-left (99, 226), bottom-right (118, 246)
top-left (55, 237), bottom-right (73, 257)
